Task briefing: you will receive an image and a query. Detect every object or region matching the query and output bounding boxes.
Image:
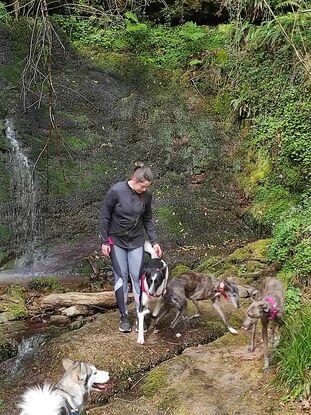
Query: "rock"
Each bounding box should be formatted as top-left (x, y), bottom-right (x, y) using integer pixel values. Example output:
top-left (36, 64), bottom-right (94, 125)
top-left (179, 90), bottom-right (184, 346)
top-left (0, 311), bottom-right (17, 324)
top-left (0, 338), bottom-right (18, 362)
top-left (62, 305), bottom-right (89, 317)
top-left (70, 317), bottom-right (87, 330)
top-left (49, 315), bottom-right (70, 326)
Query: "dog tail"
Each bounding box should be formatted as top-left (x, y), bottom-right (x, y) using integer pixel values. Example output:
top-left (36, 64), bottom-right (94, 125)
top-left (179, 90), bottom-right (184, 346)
top-left (144, 240), bottom-right (158, 259)
top-left (18, 384), bottom-right (66, 415)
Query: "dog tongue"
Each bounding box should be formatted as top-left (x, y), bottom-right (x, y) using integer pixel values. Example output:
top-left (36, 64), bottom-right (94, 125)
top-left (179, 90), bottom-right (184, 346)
top-left (93, 383), bottom-right (108, 391)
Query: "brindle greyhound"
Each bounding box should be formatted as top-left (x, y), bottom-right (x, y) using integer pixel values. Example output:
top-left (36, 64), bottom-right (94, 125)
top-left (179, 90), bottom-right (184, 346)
top-left (156, 272), bottom-right (240, 334)
top-left (242, 277), bottom-right (285, 371)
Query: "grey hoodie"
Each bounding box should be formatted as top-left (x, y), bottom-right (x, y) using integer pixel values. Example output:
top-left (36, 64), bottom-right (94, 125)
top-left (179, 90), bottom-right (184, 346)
top-left (100, 181), bottom-right (158, 249)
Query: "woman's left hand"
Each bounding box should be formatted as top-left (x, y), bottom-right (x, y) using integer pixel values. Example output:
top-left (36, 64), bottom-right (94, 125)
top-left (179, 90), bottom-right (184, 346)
top-left (153, 243), bottom-right (162, 258)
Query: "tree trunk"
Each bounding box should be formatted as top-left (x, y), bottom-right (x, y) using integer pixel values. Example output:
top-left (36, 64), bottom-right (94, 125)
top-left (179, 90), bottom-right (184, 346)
top-left (40, 291), bottom-right (131, 310)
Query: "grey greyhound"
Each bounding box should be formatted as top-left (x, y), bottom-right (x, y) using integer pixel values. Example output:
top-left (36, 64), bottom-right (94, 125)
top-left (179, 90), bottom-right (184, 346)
top-left (242, 277), bottom-right (285, 371)
top-left (156, 272), bottom-right (240, 334)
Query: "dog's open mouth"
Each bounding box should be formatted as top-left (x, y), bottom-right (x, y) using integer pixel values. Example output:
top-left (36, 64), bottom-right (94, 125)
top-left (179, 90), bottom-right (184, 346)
top-left (92, 381), bottom-right (114, 392)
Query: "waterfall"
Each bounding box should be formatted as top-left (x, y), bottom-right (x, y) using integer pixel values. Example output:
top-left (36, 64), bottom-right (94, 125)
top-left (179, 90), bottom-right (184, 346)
top-left (5, 117), bottom-right (40, 259)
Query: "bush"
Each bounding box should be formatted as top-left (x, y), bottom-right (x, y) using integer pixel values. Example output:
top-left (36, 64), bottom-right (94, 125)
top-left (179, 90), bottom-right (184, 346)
top-left (275, 307), bottom-right (311, 400)
top-left (268, 201), bottom-right (311, 285)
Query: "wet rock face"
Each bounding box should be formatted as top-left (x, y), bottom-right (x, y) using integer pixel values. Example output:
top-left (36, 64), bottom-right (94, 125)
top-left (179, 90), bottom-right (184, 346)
top-left (0, 27), bottom-right (256, 270)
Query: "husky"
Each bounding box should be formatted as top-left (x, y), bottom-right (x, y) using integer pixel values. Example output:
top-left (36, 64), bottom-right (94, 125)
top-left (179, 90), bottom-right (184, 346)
top-left (137, 241), bottom-right (169, 344)
top-left (18, 358), bottom-right (110, 415)
top-left (242, 277), bottom-right (285, 371)
top-left (156, 272), bottom-right (240, 334)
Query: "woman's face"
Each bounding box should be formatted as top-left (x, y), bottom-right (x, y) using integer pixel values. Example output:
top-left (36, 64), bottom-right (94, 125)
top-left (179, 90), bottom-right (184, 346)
top-left (132, 178), bottom-right (151, 194)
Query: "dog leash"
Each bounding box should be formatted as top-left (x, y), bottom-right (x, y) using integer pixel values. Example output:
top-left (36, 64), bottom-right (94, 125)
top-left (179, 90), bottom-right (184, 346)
top-left (263, 296), bottom-right (278, 320)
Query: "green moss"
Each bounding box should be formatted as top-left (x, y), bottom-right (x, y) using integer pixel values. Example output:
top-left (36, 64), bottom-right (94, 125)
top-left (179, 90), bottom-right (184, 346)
top-left (28, 276), bottom-right (62, 292)
top-left (0, 224), bottom-right (12, 242)
top-left (227, 239), bottom-right (271, 264)
top-left (158, 388), bottom-right (180, 411)
top-left (1, 285), bottom-right (27, 319)
top-left (239, 148), bottom-right (271, 198)
top-left (0, 251), bottom-right (10, 264)
top-left (0, 160), bottom-right (10, 203)
top-left (194, 255), bottom-right (224, 274)
top-left (58, 111), bottom-right (90, 125)
top-left (66, 135), bottom-right (90, 150)
top-left (171, 264), bottom-right (191, 277)
top-left (142, 366), bottom-right (168, 398)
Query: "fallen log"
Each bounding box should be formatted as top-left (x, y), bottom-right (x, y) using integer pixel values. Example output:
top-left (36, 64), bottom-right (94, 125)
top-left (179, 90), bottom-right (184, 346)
top-left (40, 291), bottom-right (132, 309)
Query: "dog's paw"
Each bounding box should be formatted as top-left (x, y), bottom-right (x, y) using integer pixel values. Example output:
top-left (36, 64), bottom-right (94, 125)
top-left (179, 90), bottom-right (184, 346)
top-left (137, 338), bottom-right (145, 345)
top-left (228, 327), bottom-right (238, 335)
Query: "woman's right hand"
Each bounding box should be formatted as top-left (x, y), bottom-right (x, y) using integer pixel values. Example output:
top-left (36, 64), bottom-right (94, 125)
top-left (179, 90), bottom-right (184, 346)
top-left (101, 244), bottom-right (111, 257)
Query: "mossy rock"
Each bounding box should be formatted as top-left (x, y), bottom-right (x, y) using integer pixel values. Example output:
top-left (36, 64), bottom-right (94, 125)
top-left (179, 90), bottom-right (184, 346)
top-left (0, 285), bottom-right (27, 320)
top-left (28, 276), bottom-right (62, 292)
top-left (142, 366), bottom-right (168, 398)
top-left (0, 338), bottom-right (18, 362)
top-left (227, 239), bottom-right (271, 264)
top-left (171, 264), bottom-right (191, 277)
top-left (194, 255), bottom-right (225, 274)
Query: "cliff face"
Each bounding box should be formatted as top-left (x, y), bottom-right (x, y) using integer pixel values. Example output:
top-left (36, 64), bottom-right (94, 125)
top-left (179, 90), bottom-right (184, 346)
top-left (0, 22), bottom-right (255, 273)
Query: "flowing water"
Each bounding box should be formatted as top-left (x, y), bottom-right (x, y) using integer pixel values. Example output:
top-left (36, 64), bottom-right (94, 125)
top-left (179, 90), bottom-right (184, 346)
top-left (5, 117), bottom-right (40, 263)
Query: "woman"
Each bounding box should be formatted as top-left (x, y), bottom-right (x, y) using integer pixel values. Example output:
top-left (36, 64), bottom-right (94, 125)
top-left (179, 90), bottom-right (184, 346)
top-left (100, 165), bottom-right (162, 332)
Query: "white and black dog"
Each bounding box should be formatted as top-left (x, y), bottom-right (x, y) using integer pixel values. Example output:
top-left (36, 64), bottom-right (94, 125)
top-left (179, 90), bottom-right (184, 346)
top-left (18, 358), bottom-right (110, 415)
top-left (137, 241), bottom-right (169, 344)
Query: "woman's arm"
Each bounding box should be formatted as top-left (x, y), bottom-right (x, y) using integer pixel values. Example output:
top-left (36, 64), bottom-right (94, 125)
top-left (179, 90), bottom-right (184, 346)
top-left (100, 186), bottom-right (118, 245)
top-left (142, 193), bottom-right (158, 246)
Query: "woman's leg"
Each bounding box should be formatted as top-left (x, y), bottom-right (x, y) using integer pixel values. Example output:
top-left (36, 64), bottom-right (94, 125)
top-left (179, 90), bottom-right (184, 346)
top-left (128, 246), bottom-right (145, 311)
top-left (110, 244), bottom-right (129, 316)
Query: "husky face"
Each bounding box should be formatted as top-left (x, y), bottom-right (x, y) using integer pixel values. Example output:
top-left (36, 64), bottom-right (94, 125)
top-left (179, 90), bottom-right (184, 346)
top-left (62, 358), bottom-right (110, 392)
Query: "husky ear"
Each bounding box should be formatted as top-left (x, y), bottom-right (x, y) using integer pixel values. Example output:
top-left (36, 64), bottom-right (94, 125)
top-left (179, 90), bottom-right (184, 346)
top-left (78, 362), bottom-right (88, 380)
top-left (62, 358), bottom-right (75, 371)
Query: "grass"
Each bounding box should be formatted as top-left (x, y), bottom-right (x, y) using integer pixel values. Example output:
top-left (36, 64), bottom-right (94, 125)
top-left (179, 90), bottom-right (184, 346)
top-left (274, 306), bottom-right (311, 400)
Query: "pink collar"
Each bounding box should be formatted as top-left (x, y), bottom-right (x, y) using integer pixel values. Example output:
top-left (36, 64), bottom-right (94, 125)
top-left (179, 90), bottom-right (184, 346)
top-left (264, 296), bottom-right (278, 320)
top-left (140, 274), bottom-right (164, 298)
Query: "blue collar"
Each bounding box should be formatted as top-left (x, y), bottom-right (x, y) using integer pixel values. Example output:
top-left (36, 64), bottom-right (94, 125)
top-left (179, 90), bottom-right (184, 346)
top-left (71, 412), bottom-right (80, 415)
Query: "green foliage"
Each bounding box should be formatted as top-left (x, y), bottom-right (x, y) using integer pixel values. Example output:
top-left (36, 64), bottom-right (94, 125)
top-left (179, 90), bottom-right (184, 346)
top-left (285, 286), bottom-right (302, 315)
top-left (0, 2), bottom-right (7, 21)
top-left (275, 307), bottom-right (311, 400)
top-left (53, 15), bottom-right (219, 71)
top-left (268, 200), bottom-right (311, 285)
top-left (250, 185), bottom-right (297, 226)
top-left (28, 276), bottom-right (62, 292)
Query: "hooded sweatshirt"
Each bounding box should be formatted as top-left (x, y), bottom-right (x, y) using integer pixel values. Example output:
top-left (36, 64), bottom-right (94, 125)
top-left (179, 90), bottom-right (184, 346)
top-left (99, 181), bottom-right (158, 249)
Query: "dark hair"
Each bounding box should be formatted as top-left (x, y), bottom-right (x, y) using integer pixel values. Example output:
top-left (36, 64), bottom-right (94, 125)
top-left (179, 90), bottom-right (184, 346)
top-left (133, 163), bottom-right (154, 182)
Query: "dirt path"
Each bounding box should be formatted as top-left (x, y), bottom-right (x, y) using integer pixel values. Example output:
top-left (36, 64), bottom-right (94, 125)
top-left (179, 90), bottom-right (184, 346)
top-left (0, 302), bottom-right (299, 415)
top-left (90, 334), bottom-right (299, 415)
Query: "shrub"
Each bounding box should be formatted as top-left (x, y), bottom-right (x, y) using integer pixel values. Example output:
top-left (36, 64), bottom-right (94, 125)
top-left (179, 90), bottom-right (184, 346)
top-left (268, 201), bottom-right (311, 285)
top-left (275, 307), bottom-right (311, 400)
